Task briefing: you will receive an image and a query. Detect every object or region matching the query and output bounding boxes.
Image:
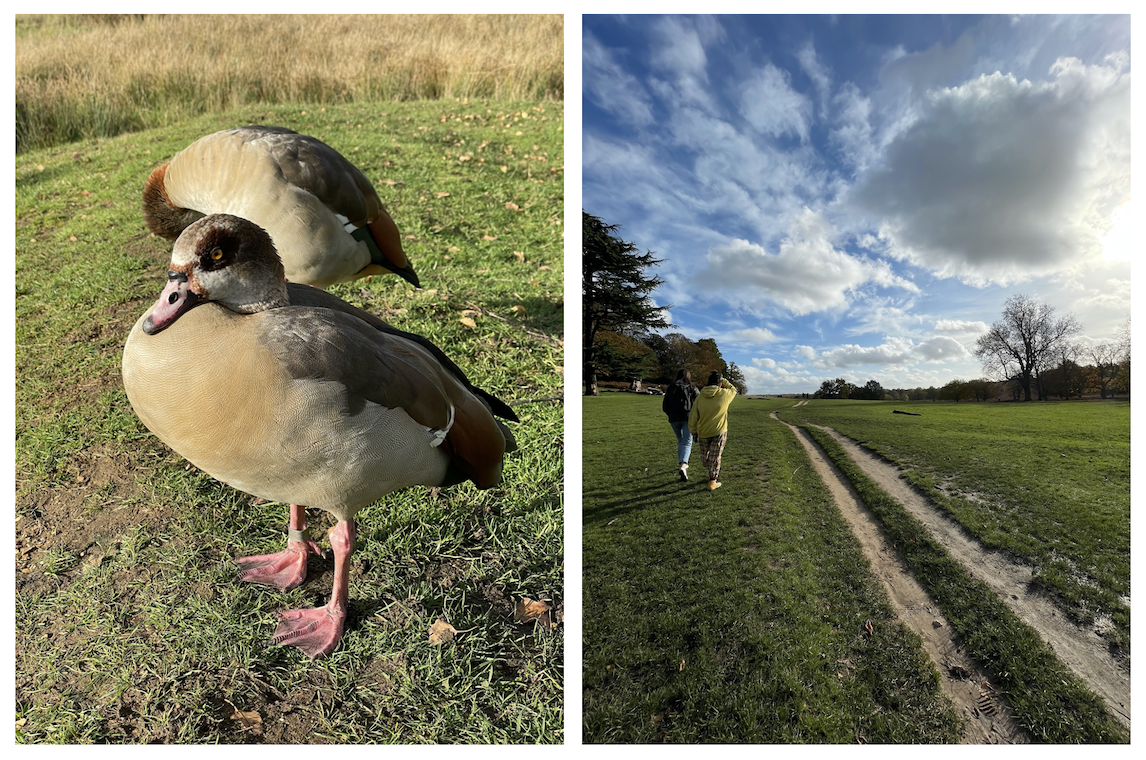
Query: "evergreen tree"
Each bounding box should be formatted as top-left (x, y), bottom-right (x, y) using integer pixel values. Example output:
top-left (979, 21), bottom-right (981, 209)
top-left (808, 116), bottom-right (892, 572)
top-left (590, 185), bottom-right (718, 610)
top-left (583, 212), bottom-right (669, 395)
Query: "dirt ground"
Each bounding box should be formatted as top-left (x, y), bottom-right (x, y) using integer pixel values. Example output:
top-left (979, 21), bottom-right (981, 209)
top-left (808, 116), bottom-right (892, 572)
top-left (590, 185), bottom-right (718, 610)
top-left (773, 411), bottom-right (1132, 741)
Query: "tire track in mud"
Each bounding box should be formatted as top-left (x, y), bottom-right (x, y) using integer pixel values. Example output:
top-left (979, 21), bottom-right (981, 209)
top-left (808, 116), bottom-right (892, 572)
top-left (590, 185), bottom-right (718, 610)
top-left (772, 411), bottom-right (1026, 743)
top-left (806, 423), bottom-right (1130, 730)
top-left (771, 409), bottom-right (1130, 738)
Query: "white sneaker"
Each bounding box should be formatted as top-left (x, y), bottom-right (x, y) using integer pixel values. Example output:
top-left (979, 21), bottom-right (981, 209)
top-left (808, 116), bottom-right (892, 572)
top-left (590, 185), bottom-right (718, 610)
top-left (679, 463), bottom-right (688, 482)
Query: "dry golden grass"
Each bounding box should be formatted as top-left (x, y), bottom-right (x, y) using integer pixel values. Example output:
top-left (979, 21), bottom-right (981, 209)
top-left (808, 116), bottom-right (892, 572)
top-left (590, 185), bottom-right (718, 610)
top-left (15, 14), bottom-right (564, 151)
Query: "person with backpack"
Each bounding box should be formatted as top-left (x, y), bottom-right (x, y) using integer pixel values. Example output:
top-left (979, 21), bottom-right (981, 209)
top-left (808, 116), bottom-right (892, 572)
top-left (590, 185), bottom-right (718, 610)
top-left (662, 369), bottom-right (699, 481)
top-left (688, 371), bottom-right (739, 491)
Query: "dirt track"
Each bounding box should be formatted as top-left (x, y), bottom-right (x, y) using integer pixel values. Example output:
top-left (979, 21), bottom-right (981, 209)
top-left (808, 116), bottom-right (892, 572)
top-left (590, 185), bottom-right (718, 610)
top-left (772, 411), bottom-right (1130, 741)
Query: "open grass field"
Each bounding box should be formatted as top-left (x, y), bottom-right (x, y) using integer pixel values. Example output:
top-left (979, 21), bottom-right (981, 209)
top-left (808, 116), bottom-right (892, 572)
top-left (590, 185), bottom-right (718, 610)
top-left (776, 400), bottom-right (1130, 656)
top-left (15, 14), bottom-right (563, 153)
top-left (583, 393), bottom-right (1127, 743)
top-left (583, 394), bottom-right (962, 743)
top-left (15, 100), bottom-right (563, 743)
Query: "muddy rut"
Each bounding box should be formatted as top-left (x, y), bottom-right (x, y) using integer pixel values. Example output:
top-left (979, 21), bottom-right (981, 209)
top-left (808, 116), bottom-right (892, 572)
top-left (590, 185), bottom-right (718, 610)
top-left (772, 411), bottom-right (1130, 741)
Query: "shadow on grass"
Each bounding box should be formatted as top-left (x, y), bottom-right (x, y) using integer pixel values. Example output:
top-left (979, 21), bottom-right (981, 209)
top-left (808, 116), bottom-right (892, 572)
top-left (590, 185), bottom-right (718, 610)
top-left (583, 476), bottom-right (712, 526)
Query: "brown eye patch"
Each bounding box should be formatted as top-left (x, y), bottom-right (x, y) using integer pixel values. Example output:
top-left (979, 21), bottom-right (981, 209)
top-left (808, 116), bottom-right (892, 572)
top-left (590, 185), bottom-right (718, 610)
top-left (198, 229), bottom-right (235, 271)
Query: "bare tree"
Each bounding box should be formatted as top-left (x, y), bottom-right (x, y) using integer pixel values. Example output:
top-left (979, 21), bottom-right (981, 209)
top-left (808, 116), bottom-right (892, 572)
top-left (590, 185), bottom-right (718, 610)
top-left (1086, 341), bottom-right (1124, 399)
top-left (974, 294), bottom-right (1081, 401)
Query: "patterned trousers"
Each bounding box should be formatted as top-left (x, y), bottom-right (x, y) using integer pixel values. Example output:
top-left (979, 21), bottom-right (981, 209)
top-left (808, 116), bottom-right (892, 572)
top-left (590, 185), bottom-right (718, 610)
top-left (698, 433), bottom-right (727, 482)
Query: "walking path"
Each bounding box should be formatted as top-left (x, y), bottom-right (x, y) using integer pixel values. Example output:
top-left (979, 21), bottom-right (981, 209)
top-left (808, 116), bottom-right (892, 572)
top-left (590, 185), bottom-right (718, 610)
top-left (772, 411), bottom-right (1131, 740)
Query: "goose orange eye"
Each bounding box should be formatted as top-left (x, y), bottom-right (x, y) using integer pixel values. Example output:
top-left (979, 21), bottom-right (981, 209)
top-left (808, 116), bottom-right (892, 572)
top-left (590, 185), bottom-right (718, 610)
top-left (210, 248), bottom-right (223, 261)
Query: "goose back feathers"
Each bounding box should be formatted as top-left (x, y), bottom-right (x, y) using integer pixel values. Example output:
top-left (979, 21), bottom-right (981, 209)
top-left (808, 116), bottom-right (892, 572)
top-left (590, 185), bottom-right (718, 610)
top-left (142, 126), bottom-right (419, 289)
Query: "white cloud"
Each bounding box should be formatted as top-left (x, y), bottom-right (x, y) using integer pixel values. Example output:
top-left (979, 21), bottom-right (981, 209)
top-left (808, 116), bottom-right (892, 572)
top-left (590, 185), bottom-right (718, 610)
top-left (850, 56), bottom-right (1130, 285)
top-left (753, 357), bottom-right (777, 369)
top-left (732, 327), bottom-right (779, 343)
top-left (934, 318), bottom-right (989, 335)
top-left (797, 40), bottom-right (833, 117)
top-left (915, 336), bottom-right (970, 361)
top-left (800, 334), bottom-right (969, 369)
top-left (878, 33), bottom-right (978, 94)
top-left (830, 82), bottom-right (877, 173)
top-left (845, 298), bottom-right (924, 338)
top-left (740, 64), bottom-right (813, 143)
top-left (695, 208), bottom-right (917, 316)
top-left (795, 345), bottom-right (817, 359)
top-left (650, 16), bottom-right (708, 76)
top-left (583, 32), bottom-right (655, 127)
top-left (648, 17), bottom-right (716, 111)
top-left (812, 338), bottom-right (917, 368)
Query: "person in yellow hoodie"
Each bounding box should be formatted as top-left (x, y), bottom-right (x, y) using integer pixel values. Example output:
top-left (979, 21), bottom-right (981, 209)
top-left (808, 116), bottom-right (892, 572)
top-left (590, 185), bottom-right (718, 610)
top-left (688, 371), bottom-right (739, 491)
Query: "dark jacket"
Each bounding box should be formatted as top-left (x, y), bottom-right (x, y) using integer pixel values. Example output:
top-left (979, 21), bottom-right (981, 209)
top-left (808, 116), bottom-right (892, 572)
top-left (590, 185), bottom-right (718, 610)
top-left (662, 379), bottom-right (699, 423)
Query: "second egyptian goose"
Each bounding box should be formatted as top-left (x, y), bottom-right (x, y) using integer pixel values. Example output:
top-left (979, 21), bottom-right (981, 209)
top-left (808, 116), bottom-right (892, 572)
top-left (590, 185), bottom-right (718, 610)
top-left (122, 214), bottom-right (516, 657)
top-left (142, 125), bottom-right (420, 289)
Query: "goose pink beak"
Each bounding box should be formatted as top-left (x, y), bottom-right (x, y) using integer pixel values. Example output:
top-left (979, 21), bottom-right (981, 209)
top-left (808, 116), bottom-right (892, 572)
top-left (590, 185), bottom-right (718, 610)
top-left (142, 271), bottom-right (202, 335)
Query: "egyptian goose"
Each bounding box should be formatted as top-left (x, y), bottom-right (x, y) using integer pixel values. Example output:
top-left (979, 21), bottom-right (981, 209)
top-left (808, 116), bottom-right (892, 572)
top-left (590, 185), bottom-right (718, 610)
top-left (122, 214), bottom-right (516, 657)
top-left (142, 125), bottom-right (420, 290)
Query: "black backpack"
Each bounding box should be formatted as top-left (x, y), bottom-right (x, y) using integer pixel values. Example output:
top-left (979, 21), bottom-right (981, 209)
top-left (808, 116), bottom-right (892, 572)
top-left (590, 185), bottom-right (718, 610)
top-left (663, 381), bottom-right (694, 419)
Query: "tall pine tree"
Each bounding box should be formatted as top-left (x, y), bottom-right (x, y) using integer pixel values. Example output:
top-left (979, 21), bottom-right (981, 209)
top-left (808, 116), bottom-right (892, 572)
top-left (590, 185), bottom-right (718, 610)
top-left (583, 212), bottom-right (669, 395)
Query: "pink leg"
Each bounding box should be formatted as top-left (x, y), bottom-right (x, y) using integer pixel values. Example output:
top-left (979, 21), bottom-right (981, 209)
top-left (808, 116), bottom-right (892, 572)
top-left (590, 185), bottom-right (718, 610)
top-left (236, 504), bottom-right (324, 590)
top-left (270, 518), bottom-right (355, 658)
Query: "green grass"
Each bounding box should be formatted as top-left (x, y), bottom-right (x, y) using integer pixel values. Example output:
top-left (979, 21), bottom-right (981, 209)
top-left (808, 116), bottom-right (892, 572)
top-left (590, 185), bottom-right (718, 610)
top-left (776, 400), bottom-right (1130, 655)
top-left (801, 427), bottom-right (1125, 743)
top-left (582, 394), bottom-right (961, 743)
top-left (15, 100), bottom-right (563, 744)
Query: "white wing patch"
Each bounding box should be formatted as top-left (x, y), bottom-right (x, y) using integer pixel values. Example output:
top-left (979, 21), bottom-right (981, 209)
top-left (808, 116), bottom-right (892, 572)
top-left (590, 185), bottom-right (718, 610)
top-left (426, 404), bottom-right (455, 448)
top-left (336, 213), bottom-right (358, 234)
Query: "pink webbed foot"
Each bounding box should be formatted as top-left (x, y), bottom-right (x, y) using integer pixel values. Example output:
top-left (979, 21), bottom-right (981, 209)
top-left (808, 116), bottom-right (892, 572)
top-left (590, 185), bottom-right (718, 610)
top-left (270, 518), bottom-right (356, 658)
top-left (236, 538), bottom-right (324, 590)
top-left (271, 603), bottom-right (346, 658)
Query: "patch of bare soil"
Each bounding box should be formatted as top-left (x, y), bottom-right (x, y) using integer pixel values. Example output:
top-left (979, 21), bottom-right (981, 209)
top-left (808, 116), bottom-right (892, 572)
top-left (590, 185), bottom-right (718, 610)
top-left (772, 412), bottom-right (1027, 744)
top-left (809, 424), bottom-right (1131, 730)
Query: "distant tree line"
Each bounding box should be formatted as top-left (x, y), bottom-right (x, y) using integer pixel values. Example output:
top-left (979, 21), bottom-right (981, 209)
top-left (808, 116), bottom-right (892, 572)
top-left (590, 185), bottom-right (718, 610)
top-left (813, 368), bottom-right (1128, 403)
top-left (813, 296), bottom-right (1128, 402)
top-left (583, 211), bottom-right (748, 395)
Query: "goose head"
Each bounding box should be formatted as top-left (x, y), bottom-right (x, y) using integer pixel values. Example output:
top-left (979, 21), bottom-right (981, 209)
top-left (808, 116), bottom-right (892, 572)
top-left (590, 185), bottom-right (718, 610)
top-left (143, 214), bottom-right (289, 335)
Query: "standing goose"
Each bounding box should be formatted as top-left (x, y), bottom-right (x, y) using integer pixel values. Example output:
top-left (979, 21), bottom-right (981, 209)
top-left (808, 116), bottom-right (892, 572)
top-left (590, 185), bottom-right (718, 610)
top-left (122, 214), bottom-right (516, 657)
top-left (142, 125), bottom-right (420, 290)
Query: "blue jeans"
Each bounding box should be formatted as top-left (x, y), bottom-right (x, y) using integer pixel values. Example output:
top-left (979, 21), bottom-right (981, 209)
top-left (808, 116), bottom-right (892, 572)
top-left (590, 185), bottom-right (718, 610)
top-left (669, 420), bottom-right (692, 464)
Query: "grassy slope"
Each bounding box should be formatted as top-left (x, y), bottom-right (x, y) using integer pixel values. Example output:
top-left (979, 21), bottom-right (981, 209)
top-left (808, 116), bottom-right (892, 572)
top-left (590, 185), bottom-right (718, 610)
top-left (582, 394), bottom-right (960, 744)
top-left (777, 400), bottom-right (1130, 653)
top-left (15, 101), bottom-right (563, 743)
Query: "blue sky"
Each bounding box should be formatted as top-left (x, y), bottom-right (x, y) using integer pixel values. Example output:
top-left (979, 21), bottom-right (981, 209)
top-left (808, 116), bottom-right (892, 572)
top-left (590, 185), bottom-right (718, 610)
top-left (582, 14), bottom-right (1131, 395)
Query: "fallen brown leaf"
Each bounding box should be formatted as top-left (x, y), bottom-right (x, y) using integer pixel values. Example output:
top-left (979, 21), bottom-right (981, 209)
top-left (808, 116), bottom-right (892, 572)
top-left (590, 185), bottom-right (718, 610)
top-left (459, 317), bottom-right (477, 329)
top-left (428, 617), bottom-right (474, 644)
top-left (482, 235), bottom-right (498, 241)
top-left (511, 304), bottom-right (527, 317)
top-left (436, 192), bottom-right (450, 198)
top-left (225, 700), bottom-right (262, 731)
top-left (429, 618), bottom-right (458, 644)
top-left (864, 619), bottom-right (874, 636)
top-left (515, 597), bottom-right (555, 629)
